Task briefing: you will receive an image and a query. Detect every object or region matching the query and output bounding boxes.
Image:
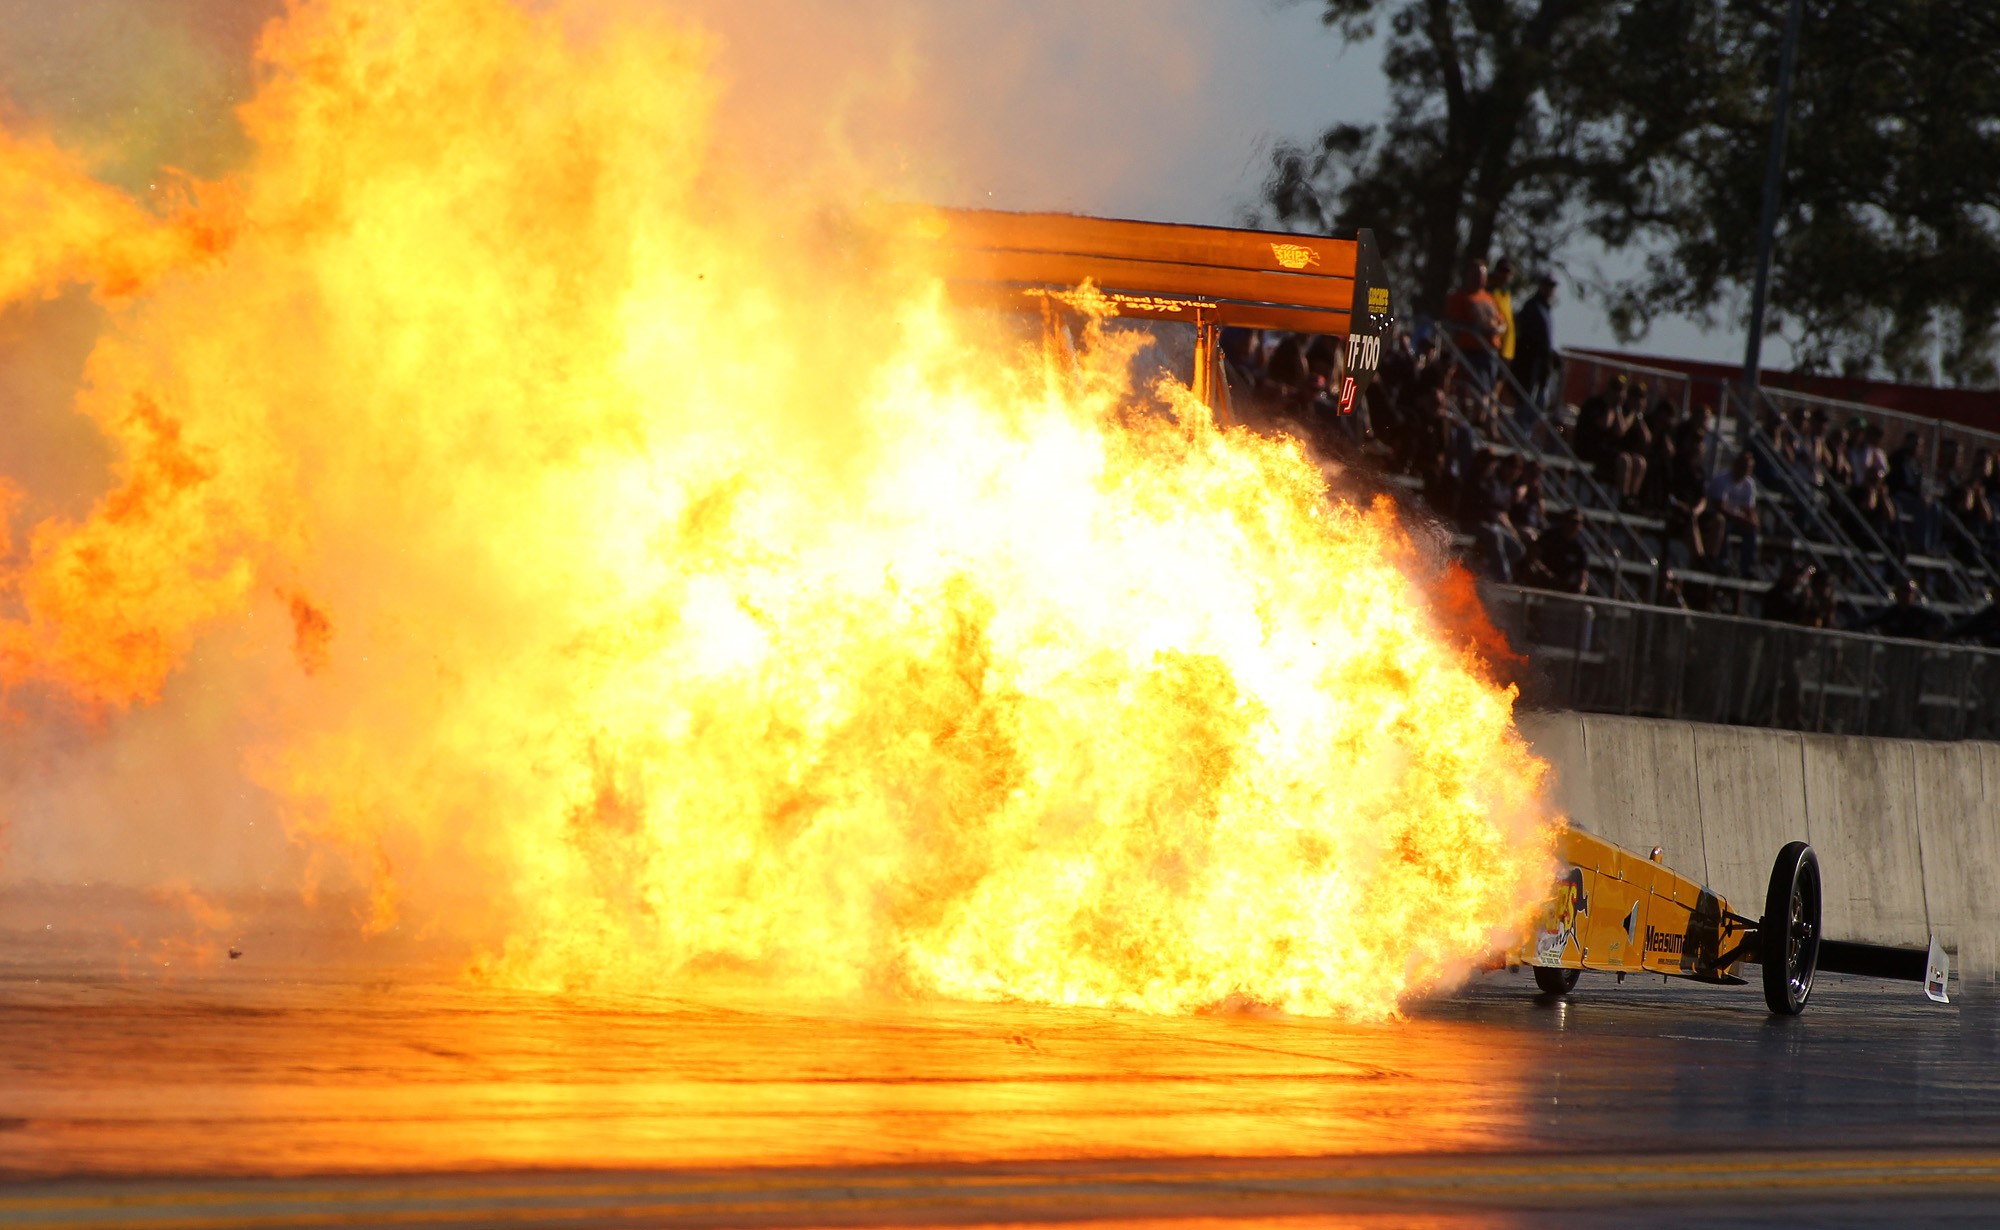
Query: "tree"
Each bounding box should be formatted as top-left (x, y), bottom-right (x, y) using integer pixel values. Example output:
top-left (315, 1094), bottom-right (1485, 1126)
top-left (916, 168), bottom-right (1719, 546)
top-left (1266, 1), bottom-right (2000, 387)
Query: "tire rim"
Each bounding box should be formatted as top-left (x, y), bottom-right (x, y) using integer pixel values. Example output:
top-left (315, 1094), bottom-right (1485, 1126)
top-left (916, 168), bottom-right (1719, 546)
top-left (1787, 868), bottom-right (1818, 1005)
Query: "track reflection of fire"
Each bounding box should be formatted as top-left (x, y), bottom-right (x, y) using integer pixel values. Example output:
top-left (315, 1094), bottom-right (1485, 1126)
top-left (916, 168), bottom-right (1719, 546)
top-left (0, 0), bottom-right (1556, 1018)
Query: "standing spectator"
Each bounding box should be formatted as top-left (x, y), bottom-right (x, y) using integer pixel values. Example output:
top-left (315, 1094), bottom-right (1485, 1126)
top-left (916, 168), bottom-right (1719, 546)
top-left (1702, 452), bottom-right (1761, 577)
top-left (1847, 421), bottom-right (1889, 487)
top-left (1490, 256), bottom-right (1518, 364)
top-left (1444, 258), bottom-right (1505, 391)
top-left (1509, 274), bottom-right (1560, 428)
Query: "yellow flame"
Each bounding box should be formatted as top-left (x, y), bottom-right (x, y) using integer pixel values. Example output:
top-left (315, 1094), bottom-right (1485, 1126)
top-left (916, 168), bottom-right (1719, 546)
top-left (0, 0), bottom-right (1555, 1018)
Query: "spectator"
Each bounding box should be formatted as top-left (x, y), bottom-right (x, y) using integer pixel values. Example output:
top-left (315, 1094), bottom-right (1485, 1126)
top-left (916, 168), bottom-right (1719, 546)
top-left (1610, 383), bottom-right (1651, 507)
top-left (1509, 274), bottom-right (1560, 433)
top-left (1511, 460), bottom-right (1551, 538)
top-left (1855, 578), bottom-right (1946, 641)
top-left (1848, 421), bottom-right (1889, 486)
top-left (1821, 424), bottom-right (1856, 489)
top-left (1762, 560), bottom-right (1818, 625)
top-left (1572, 376), bottom-right (1623, 481)
top-left (1851, 472), bottom-right (1906, 556)
top-left (1702, 452), bottom-right (1761, 576)
top-left (1887, 429), bottom-right (1925, 499)
top-left (1804, 568), bottom-right (1842, 629)
top-left (1663, 423), bottom-right (1713, 567)
top-left (1490, 256), bottom-right (1518, 365)
top-left (1948, 449), bottom-right (1996, 550)
top-left (1654, 566), bottom-right (1691, 610)
top-left (1799, 408), bottom-right (1835, 486)
top-left (1460, 450), bottom-right (1527, 583)
top-left (1523, 508), bottom-right (1591, 593)
top-left (1887, 430), bottom-right (1945, 556)
top-left (1444, 258), bottom-right (1505, 391)
top-left (1640, 398), bottom-right (1679, 509)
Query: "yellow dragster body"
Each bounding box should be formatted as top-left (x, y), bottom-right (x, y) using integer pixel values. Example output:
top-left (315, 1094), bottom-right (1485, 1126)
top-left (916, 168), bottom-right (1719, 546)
top-left (1513, 827), bottom-right (1753, 983)
top-left (1509, 826), bottom-right (1949, 1015)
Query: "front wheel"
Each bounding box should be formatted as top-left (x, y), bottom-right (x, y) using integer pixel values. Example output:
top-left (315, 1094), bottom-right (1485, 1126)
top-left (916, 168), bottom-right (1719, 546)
top-left (1760, 841), bottom-right (1821, 1015)
top-left (1533, 965), bottom-right (1580, 996)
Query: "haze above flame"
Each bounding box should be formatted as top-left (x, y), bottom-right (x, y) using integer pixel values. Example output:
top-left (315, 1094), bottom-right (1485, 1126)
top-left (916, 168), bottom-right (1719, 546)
top-left (0, 0), bottom-right (1553, 1017)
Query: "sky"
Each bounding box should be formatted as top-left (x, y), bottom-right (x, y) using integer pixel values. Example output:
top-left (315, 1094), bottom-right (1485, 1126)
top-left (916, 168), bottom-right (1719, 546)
top-left (0, 0), bottom-right (1772, 367)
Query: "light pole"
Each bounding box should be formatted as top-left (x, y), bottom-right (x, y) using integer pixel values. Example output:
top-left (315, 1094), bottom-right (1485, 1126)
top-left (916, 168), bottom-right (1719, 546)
top-left (1741, 0), bottom-right (1806, 391)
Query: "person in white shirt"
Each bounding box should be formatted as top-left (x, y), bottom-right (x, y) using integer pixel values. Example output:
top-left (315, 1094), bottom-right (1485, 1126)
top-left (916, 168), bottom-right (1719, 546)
top-left (1702, 452), bottom-right (1760, 576)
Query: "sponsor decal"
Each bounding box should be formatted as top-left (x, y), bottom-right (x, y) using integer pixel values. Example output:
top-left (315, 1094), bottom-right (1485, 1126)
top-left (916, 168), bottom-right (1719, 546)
top-left (1270, 242), bottom-right (1321, 270)
top-left (1533, 867), bottom-right (1588, 967)
top-left (1345, 332), bottom-right (1381, 373)
top-left (1339, 376), bottom-right (1357, 415)
top-left (1368, 286), bottom-right (1390, 313)
top-left (1644, 924), bottom-right (1685, 957)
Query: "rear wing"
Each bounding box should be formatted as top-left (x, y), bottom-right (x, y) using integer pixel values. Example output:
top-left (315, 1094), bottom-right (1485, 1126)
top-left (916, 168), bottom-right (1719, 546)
top-left (912, 208), bottom-right (1395, 422)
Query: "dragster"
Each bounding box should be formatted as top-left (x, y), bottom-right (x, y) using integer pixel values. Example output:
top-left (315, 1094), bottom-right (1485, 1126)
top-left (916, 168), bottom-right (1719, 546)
top-left (906, 208), bottom-right (1949, 1016)
top-left (1510, 827), bottom-right (1951, 1015)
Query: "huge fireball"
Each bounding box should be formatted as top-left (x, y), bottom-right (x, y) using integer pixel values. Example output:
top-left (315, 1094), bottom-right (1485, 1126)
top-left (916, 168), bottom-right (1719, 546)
top-left (0, 0), bottom-right (1556, 1017)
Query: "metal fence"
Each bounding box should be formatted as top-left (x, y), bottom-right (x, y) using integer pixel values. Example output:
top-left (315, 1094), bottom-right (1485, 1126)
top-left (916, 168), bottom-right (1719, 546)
top-left (1483, 583), bottom-right (2000, 741)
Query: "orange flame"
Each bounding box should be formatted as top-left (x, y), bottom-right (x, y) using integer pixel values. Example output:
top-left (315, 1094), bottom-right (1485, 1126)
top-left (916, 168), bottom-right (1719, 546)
top-left (0, 0), bottom-right (1556, 1017)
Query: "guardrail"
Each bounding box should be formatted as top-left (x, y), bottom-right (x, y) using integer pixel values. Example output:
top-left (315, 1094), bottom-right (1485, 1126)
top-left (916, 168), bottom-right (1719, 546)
top-left (1483, 582), bottom-right (2000, 741)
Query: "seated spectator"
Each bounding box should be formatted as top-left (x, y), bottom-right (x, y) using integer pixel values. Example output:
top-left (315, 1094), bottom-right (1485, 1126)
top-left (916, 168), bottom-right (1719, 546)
top-left (1640, 398), bottom-right (1678, 509)
top-left (1701, 452), bottom-right (1761, 577)
top-left (1654, 566), bottom-right (1690, 611)
top-left (1459, 450), bottom-right (1526, 583)
top-left (1886, 430), bottom-right (1944, 556)
top-left (1799, 408), bottom-right (1835, 486)
top-left (1949, 449), bottom-right (1997, 549)
top-left (1820, 425), bottom-right (1856, 489)
top-left (1511, 461), bottom-right (1550, 538)
top-left (1887, 429), bottom-right (1926, 499)
top-left (1804, 568), bottom-right (1842, 629)
top-left (1851, 472), bottom-right (1906, 556)
top-left (1661, 428), bottom-right (1712, 567)
top-left (1522, 508), bottom-right (1591, 593)
top-left (1610, 384), bottom-right (1651, 507)
top-left (1571, 376), bottom-right (1623, 474)
top-left (1761, 560), bottom-right (1818, 625)
top-left (1855, 578), bottom-right (1947, 641)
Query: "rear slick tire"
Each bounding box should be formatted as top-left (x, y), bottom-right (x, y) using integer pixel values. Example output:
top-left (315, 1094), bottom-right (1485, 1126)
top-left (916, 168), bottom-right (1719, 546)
top-left (1760, 841), bottom-right (1821, 1016)
top-left (1533, 966), bottom-right (1580, 997)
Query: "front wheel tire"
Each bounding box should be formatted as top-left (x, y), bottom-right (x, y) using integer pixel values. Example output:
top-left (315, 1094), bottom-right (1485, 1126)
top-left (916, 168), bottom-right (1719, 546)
top-left (1760, 841), bottom-right (1821, 1016)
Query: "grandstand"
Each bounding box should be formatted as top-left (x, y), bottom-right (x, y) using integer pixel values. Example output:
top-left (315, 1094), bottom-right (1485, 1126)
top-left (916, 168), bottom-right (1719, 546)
top-left (1221, 323), bottom-right (2000, 742)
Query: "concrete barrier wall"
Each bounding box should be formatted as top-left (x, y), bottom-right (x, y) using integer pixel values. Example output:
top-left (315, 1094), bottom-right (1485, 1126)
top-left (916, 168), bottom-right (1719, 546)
top-left (1515, 712), bottom-right (1998, 968)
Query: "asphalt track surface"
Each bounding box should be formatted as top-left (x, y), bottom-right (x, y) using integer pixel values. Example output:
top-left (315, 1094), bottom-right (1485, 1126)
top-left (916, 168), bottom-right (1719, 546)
top-left (4, 949), bottom-right (2000, 1228)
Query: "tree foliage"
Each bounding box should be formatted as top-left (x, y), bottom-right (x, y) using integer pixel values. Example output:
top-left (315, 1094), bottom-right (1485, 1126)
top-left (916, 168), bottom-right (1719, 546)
top-left (1264, 1), bottom-right (2000, 387)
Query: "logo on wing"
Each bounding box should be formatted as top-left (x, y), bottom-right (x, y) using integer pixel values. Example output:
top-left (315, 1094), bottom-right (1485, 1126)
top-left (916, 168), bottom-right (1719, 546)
top-left (1270, 242), bottom-right (1320, 270)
